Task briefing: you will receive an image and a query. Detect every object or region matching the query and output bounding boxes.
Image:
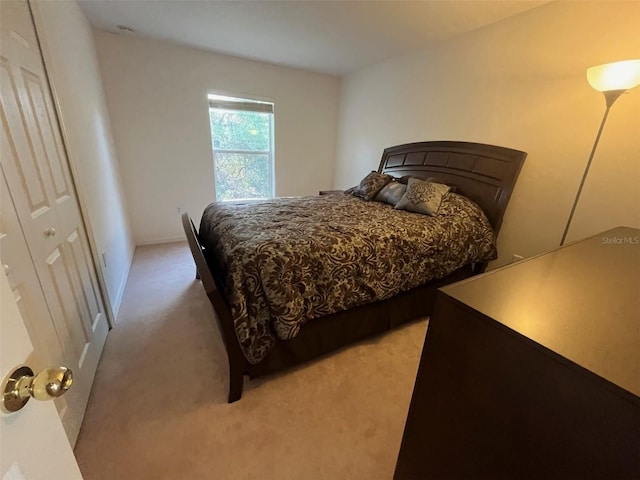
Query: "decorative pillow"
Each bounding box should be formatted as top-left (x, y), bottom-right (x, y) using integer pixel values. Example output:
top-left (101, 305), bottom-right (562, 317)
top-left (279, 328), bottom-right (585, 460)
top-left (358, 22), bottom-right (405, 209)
top-left (398, 175), bottom-right (457, 193)
top-left (426, 177), bottom-right (457, 193)
top-left (374, 181), bottom-right (407, 206)
top-left (395, 178), bottom-right (451, 216)
top-left (349, 171), bottom-right (393, 201)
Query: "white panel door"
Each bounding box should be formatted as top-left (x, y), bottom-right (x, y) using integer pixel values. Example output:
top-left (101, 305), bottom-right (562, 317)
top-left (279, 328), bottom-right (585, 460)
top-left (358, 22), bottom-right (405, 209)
top-left (0, 0), bottom-right (108, 444)
top-left (0, 271), bottom-right (83, 480)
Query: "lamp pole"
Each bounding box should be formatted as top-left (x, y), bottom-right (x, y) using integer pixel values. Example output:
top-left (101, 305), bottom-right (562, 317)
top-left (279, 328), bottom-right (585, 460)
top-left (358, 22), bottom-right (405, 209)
top-left (559, 89), bottom-right (625, 246)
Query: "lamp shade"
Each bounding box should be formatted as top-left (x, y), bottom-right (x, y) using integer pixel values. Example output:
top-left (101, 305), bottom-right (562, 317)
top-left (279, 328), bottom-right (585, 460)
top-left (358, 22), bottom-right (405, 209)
top-left (587, 59), bottom-right (640, 92)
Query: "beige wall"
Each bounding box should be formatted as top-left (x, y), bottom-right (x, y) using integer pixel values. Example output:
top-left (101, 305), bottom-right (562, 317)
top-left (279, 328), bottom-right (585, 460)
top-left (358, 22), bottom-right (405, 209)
top-left (31, 0), bottom-right (134, 315)
top-left (335, 1), bottom-right (640, 266)
top-left (93, 32), bottom-right (341, 244)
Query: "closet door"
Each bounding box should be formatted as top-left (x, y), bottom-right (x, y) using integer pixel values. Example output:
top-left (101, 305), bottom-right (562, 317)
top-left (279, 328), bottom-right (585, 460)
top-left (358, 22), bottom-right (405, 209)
top-left (0, 0), bottom-right (108, 444)
top-left (0, 268), bottom-right (83, 480)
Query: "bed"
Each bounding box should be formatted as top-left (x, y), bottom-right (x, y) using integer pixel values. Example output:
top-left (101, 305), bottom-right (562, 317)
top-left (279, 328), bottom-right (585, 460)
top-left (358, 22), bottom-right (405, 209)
top-left (183, 141), bottom-right (526, 402)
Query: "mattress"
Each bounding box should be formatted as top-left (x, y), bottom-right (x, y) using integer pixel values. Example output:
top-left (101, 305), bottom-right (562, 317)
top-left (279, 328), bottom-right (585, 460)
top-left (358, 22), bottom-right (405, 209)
top-left (199, 192), bottom-right (496, 363)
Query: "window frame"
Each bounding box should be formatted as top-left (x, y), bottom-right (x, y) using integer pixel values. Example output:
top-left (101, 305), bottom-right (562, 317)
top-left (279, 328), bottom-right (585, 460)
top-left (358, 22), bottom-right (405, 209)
top-left (208, 94), bottom-right (275, 202)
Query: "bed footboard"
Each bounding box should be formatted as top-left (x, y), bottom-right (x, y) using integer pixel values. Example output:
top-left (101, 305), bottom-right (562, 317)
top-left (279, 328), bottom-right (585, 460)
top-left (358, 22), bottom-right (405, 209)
top-left (182, 212), bottom-right (248, 402)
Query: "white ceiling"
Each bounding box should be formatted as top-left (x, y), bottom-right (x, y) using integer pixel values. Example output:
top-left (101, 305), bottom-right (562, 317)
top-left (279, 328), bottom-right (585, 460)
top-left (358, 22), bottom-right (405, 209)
top-left (79, 0), bottom-right (548, 76)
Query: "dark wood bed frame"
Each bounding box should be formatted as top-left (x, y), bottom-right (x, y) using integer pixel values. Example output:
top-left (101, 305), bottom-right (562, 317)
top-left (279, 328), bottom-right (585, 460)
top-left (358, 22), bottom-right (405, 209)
top-left (182, 141), bottom-right (526, 402)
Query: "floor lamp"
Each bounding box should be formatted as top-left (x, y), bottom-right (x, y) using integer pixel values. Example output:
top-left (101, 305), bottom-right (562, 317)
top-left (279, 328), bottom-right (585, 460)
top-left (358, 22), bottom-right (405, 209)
top-left (560, 59), bottom-right (640, 246)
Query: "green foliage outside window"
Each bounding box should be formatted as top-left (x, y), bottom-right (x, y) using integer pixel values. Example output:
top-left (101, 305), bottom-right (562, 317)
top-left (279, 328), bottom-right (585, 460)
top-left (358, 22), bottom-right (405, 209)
top-left (214, 153), bottom-right (271, 201)
top-left (210, 109), bottom-right (270, 151)
top-left (209, 108), bottom-right (273, 201)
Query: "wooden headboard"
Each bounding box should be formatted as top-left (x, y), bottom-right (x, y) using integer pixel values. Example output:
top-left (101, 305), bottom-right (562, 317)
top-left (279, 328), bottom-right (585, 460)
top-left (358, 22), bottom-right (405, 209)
top-left (379, 141), bottom-right (526, 235)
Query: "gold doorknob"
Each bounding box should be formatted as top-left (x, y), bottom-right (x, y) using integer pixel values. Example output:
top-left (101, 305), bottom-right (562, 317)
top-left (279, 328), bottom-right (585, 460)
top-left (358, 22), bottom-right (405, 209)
top-left (1, 365), bottom-right (73, 413)
top-left (43, 227), bottom-right (56, 238)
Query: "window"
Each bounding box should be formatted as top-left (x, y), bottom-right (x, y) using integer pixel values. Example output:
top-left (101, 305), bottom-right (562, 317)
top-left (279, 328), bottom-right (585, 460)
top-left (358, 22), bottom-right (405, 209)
top-left (208, 94), bottom-right (274, 201)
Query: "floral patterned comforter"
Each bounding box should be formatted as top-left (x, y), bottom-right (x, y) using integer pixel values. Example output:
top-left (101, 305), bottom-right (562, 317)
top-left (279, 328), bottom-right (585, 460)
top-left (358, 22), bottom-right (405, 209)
top-left (199, 193), bottom-right (496, 364)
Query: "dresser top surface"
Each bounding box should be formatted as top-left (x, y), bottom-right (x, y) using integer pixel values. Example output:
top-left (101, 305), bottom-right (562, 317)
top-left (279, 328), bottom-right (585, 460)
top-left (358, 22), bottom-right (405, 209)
top-left (441, 226), bottom-right (640, 397)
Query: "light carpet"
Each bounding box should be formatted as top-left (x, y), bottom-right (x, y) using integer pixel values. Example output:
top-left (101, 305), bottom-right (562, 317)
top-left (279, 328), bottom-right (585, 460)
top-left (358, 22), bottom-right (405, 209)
top-left (74, 242), bottom-right (428, 480)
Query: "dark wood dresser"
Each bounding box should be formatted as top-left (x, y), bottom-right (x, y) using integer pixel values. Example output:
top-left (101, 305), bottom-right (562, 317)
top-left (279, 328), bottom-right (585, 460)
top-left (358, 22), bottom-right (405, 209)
top-left (395, 226), bottom-right (640, 480)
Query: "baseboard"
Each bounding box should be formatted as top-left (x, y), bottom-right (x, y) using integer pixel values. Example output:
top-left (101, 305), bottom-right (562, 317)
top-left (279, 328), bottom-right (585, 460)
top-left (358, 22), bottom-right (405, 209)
top-left (136, 236), bottom-right (185, 246)
top-left (111, 245), bottom-right (134, 320)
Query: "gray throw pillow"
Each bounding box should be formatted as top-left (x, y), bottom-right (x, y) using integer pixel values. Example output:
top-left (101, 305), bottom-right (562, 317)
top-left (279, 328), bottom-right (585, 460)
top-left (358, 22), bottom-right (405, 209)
top-left (374, 181), bottom-right (407, 206)
top-left (350, 171), bottom-right (393, 201)
top-left (395, 178), bottom-right (451, 216)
